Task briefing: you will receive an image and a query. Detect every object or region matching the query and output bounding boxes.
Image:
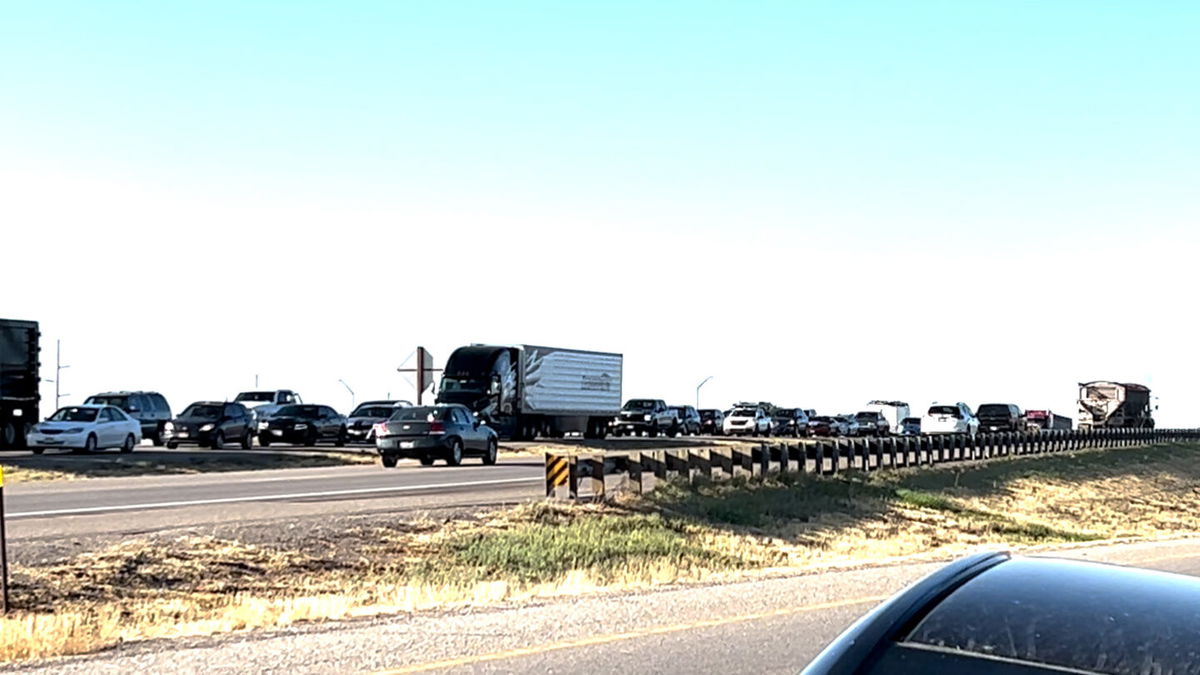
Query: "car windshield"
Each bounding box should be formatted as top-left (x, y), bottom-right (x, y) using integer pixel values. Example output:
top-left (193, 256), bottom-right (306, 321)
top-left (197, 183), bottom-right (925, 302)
top-left (389, 407), bottom-right (449, 421)
top-left (855, 412), bottom-right (875, 420)
top-left (235, 392), bottom-right (275, 403)
top-left (773, 411), bottom-right (793, 419)
top-left (180, 404), bottom-right (222, 419)
top-left (275, 405), bottom-right (320, 418)
top-left (49, 407), bottom-right (99, 422)
top-left (86, 395), bottom-right (128, 407)
top-left (623, 400), bottom-right (656, 411)
top-left (731, 408), bottom-right (756, 417)
top-left (902, 417), bottom-right (921, 424)
top-left (928, 405), bottom-right (960, 417)
top-left (351, 406), bottom-right (395, 418)
top-left (439, 377), bottom-right (482, 393)
top-left (699, 410), bottom-right (716, 420)
top-left (812, 417), bottom-right (832, 423)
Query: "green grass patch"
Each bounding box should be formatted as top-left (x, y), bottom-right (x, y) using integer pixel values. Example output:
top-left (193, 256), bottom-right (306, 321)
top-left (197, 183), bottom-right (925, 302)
top-left (423, 506), bottom-right (740, 585)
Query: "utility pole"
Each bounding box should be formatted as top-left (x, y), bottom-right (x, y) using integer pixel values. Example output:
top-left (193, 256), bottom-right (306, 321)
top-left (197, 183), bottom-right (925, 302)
top-left (44, 340), bottom-right (70, 410)
top-left (255, 374), bottom-right (259, 388)
top-left (696, 376), bottom-right (713, 409)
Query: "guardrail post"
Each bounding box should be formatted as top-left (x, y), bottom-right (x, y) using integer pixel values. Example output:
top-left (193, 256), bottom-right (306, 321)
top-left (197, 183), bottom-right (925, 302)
top-left (652, 450), bottom-right (667, 481)
top-left (568, 456), bottom-right (579, 501)
top-left (628, 452), bottom-right (643, 495)
top-left (830, 441), bottom-right (840, 475)
top-left (590, 456), bottom-right (605, 501)
top-left (778, 443), bottom-right (790, 474)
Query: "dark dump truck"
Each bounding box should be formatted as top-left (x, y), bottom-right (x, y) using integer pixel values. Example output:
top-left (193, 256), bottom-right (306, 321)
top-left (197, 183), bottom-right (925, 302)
top-left (435, 344), bottom-right (622, 440)
top-left (0, 319), bottom-right (40, 449)
top-left (1077, 381), bottom-right (1154, 430)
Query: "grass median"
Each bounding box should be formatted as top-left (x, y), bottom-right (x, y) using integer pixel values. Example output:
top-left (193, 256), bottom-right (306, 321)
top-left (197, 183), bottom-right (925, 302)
top-left (6, 440), bottom-right (1200, 663)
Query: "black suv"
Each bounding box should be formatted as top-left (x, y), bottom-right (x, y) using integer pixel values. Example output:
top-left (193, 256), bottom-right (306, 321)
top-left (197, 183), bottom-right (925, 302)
top-left (669, 405), bottom-right (702, 435)
top-left (976, 403), bottom-right (1022, 433)
top-left (772, 408), bottom-right (811, 437)
top-left (84, 391), bottom-right (172, 445)
top-left (164, 402), bottom-right (254, 449)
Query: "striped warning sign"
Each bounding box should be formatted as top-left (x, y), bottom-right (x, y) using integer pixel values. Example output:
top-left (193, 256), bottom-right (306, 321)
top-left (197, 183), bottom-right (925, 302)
top-left (545, 454), bottom-right (569, 488)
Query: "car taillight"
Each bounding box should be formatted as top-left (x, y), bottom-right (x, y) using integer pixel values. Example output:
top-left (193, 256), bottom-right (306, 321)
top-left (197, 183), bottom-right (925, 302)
top-left (429, 421), bottom-right (445, 434)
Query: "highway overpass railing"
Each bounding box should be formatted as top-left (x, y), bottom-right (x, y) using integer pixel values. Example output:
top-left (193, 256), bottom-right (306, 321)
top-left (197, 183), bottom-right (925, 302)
top-left (544, 428), bottom-right (1200, 501)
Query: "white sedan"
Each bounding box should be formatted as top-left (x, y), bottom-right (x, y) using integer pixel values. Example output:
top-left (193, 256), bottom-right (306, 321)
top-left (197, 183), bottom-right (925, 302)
top-left (26, 404), bottom-right (142, 454)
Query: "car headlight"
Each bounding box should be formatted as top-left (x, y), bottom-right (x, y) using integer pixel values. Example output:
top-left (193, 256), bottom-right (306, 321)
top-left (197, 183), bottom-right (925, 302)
top-left (295, 423), bottom-right (309, 429)
top-left (643, 414), bottom-right (652, 421)
top-left (200, 424), bottom-right (215, 432)
top-left (64, 427), bottom-right (84, 434)
top-left (164, 422), bottom-right (175, 431)
top-left (258, 422), bottom-right (269, 430)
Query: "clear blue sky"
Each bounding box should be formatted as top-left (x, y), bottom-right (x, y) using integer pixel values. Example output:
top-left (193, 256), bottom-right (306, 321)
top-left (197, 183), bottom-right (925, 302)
top-left (2, 2), bottom-right (1197, 423)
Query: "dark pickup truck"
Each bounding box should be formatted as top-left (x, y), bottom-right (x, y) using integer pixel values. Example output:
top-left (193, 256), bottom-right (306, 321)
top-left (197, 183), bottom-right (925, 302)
top-left (976, 403), bottom-right (1022, 433)
top-left (612, 399), bottom-right (679, 437)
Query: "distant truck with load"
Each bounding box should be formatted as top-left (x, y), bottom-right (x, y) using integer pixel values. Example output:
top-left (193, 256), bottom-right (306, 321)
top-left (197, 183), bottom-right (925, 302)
top-left (1077, 381), bottom-right (1154, 430)
top-left (436, 344), bottom-right (622, 440)
top-left (1024, 409), bottom-right (1072, 432)
top-left (0, 319), bottom-right (40, 449)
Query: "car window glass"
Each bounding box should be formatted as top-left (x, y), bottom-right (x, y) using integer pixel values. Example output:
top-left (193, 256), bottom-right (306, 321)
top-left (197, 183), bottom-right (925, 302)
top-left (101, 408), bottom-right (117, 421)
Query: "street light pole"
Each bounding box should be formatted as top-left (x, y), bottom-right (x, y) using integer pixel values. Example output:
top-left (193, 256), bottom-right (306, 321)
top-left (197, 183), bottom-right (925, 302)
top-left (696, 376), bottom-right (713, 409)
top-left (338, 379), bottom-right (355, 408)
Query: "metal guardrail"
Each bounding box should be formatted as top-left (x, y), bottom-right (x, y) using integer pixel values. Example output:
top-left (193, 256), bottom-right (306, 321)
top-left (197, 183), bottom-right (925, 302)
top-left (545, 428), bottom-right (1200, 501)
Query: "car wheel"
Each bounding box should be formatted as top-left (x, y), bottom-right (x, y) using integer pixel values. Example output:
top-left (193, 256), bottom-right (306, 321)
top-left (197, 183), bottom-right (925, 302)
top-left (258, 435), bottom-right (271, 447)
top-left (211, 431), bottom-right (225, 450)
top-left (419, 455), bottom-right (436, 466)
top-left (668, 425), bottom-right (679, 438)
top-left (446, 439), bottom-right (464, 466)
top-left (166, 440), bottom-right (180, 449)
top-left (764, 427), bottom-right (772, 438)
top-left (483, 438), bottom-right (498, 465)
top-left (31, 447), bottom-right (45, 455)
top-left (120, 434), bottom-right (136, 454)
top-left (85, 433), bottom-right (99, 453)
top-left (334, 427), bottom-right (347, 447)
top-left (380, 454), bottom-right (398, 468)
top-left (241, 431), bottom-right (253, 450)
top-left (150, 427), bottom-right (164, 447)
top-left (649, 427), bottom-right (659, 438)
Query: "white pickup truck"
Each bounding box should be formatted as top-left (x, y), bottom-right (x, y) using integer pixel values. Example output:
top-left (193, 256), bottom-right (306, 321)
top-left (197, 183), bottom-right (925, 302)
top-left (233, 390), bottom-right (303, 422)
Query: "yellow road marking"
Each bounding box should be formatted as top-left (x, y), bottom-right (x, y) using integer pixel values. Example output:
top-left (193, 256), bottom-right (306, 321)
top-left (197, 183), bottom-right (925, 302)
top-left (371, 594), bottom-right (889, 675)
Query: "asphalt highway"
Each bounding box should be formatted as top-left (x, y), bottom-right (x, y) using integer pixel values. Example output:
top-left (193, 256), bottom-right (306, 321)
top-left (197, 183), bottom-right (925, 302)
top-left (14, 538), bottom-right (1200, 675)
top-left (4, 457), bottom-right (547, 543)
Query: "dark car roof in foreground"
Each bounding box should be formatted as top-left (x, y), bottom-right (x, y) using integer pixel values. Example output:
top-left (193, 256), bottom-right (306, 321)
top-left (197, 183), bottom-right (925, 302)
top-left (804, 553), bottom-right (1200, 675)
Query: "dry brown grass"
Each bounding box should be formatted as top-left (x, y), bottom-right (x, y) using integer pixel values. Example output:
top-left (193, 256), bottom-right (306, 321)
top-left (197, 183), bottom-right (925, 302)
top-left (6, 441), bottom-right (1200, 664)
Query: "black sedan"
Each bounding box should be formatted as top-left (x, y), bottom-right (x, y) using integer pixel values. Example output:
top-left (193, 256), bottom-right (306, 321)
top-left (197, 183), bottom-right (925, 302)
top-left (257, 404), bottom-right (347, 447)
top-left (345, 400), bottom-right (410, 444)
top-left (376, 404), bottom-right (498, 468)
top-left (805, 551), bottom-right (1200, 674)
top-left (163, 402), bottom-right (254, 449)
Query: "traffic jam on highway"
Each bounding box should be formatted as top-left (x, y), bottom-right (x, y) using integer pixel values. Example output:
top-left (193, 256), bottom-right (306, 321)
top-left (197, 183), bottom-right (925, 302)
top-left (1, 321), bottom-right (1158, 467)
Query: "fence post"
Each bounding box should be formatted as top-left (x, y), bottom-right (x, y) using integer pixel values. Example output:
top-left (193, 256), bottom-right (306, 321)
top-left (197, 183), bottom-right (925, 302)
top-left (627, 452), bottom-right (643, 495)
